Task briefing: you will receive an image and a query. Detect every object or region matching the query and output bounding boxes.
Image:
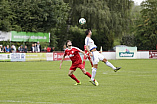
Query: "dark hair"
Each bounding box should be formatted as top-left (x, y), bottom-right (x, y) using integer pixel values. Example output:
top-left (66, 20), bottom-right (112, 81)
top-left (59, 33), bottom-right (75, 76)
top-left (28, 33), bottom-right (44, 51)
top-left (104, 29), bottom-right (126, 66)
top-left (85, 29), bottom-right (91, 36)
top-left (66, 40), bottom-right (71, 46)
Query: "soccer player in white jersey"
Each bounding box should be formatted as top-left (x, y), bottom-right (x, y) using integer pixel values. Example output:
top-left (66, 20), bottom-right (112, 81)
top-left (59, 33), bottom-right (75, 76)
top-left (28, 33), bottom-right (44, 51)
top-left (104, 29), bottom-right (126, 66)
top-left (85, 29), bottom-right (121, 86)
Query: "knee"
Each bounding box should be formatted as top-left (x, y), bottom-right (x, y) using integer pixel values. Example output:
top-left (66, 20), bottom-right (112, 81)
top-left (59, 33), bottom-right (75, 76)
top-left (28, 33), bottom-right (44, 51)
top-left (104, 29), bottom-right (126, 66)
top-left (82, 69), bottom-right (86, 74)
top-left (68, 73), bottom-right (72, 76)
top-left (83, 71), bottom-right (86, 75)
top-left (102, 58), bottom-right (107, 63)
top-left (93, 66), bottom-right (98, 69)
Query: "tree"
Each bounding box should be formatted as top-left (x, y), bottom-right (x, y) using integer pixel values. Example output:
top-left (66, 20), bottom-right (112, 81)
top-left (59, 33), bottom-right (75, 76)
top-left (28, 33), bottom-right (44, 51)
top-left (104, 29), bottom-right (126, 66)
top-left (0, 0), bottom-right (70, 48)
top-left (62, 0), bottom-right (133, 51)
top-left (134, 0), bottom-right (157, 50)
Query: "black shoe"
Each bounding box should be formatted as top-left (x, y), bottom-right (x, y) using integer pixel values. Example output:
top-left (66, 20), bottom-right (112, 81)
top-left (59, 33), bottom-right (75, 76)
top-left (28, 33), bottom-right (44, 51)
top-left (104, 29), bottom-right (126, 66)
top-left (114, 67), bottom-right (121, 72)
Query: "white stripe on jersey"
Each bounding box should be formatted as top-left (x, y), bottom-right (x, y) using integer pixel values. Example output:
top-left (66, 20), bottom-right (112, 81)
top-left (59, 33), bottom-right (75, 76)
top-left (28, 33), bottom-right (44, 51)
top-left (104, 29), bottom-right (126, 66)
top-left (66, 46), bottom-right (82, 51)
top-left (72, 46), bottom-right (82, 51)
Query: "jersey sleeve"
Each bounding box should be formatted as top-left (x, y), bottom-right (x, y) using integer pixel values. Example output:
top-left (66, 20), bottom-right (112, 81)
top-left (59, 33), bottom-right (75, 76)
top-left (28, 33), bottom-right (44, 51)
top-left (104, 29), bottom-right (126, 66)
top-left (85, 37), bottom-right (89, 46)
top-left (73, 47), bottom-right (82, 52)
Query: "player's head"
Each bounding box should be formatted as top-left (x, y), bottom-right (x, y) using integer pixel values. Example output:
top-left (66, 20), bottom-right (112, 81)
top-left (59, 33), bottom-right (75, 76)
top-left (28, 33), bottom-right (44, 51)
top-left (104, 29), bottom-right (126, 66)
top-left (66, 40), bottom-right (72, 47)
top-left (85, 29), bottom-right (92, 37)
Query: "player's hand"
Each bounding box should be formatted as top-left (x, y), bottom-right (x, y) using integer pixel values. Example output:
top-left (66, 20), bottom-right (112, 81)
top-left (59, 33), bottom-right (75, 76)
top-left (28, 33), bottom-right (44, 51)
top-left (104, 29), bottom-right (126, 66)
top-left (84, 54), bottom-right (88, 58)
top-left (90, 53), bottom-right (93, 56)
top-left (60, 62), bottom-right (62, 69)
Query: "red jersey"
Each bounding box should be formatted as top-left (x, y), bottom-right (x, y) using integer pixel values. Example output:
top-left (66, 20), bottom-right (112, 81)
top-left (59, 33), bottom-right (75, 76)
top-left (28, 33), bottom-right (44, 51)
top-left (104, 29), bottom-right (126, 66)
top-left (47, 47), bottom-right (51, 52)
top-left (64, 47), bottom-right (82, 65)
top-left (84, 45), bottom-right (88, 53)
top-left (84, 45), bottom-right (90, 56)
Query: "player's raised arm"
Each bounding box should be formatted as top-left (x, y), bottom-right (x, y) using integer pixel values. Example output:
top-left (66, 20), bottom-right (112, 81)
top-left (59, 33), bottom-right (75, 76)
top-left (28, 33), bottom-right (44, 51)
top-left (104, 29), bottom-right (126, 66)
top-left (86, 45), bottom-right (93, 56)
top-left (79, 50), bottom-right (88, 58)
top-left (60, 56), bottom-right (65, 69)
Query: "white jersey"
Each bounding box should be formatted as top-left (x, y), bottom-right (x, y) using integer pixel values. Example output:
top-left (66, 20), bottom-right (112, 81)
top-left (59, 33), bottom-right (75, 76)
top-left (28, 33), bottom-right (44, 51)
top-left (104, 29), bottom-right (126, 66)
top-left (85, 37), bottom-right (97, 51)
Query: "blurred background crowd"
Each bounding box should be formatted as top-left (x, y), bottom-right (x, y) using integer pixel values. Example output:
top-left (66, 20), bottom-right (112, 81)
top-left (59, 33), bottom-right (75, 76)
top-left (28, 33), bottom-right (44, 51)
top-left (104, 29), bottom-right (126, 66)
top-left (0, 41), bottom-right (55, 53)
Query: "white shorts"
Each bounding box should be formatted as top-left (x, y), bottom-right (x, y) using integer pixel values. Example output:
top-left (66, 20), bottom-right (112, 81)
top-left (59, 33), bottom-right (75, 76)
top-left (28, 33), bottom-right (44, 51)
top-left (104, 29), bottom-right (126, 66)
top-left (91, 51), bottom-right (104, 65)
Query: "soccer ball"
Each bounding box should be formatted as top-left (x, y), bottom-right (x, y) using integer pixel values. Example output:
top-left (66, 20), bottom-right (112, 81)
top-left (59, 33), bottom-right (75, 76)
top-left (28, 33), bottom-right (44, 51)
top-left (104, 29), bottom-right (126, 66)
top-left (79, 18), bottom-right (86, 25)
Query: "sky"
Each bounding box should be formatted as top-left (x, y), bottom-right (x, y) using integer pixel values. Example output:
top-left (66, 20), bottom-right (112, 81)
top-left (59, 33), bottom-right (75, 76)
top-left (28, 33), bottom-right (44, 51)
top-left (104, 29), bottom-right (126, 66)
top-left (133, 0), bottom-right (144, 5)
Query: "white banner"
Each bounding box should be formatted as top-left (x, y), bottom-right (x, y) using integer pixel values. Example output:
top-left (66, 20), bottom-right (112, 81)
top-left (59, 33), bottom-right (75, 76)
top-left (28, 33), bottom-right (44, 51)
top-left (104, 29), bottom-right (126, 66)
top-left (116, 47), bottom-right (137, 59)
top-left (11, 53), bottom-right (26, 61)
top-left (0, 54), bottom-right (10, 61)
top-left (0, 31), bottom-right (11, 41)
top-left (46, 53), bottom-right (53, 61)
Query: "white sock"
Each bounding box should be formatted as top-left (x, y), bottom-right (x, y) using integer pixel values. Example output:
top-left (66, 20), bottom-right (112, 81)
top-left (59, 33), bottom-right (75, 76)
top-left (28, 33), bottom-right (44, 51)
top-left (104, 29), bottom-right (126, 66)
top-left (105, 61), bottom-right (116, 70)
top-left (91, 68), bottom-right (97, 81)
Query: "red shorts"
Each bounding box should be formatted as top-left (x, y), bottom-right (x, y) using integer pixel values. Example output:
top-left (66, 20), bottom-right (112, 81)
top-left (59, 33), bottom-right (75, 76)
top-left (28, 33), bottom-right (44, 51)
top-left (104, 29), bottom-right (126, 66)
top-left (70, 63), bottom-right (84, 71)
top-left (83, 52), bottom-right (91, 60)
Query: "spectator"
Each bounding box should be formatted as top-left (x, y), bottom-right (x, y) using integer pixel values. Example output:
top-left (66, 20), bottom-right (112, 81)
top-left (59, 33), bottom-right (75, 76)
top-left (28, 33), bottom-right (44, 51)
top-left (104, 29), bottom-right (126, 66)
top-left (63, 45), bottom-right (66, 51)
top-left (36, 41), bottom-right (41, 52)
top-left (24, 46), bottom-right (28, 53)
top-left (0, 45), bottom-right (3, 52)
top-left (12, 44), bottom-right (16, 53)
top-left (42, 47), bottom-right (47, 52)
top-left (47, 46), bottom-right (51, 52)
top-left (18, 45), bottom-right (24, 52)
top-left (6, 45), bottom-right (10, 52)
top-left (10, 46), bottom-right (14, 53)
top-left (34, 43), bottom-right (37, 52)
top-left (51, 47), bottom-right (55, 52)
top-left (3, 46), bottom-right (6, 53)
top-left (31, 44), bottom-right (35, 52)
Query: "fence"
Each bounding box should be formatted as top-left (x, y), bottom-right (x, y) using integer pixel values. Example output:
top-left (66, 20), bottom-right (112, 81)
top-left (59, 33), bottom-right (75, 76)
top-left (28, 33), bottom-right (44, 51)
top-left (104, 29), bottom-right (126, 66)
top-left (0, 50), bottom-right (156, 62)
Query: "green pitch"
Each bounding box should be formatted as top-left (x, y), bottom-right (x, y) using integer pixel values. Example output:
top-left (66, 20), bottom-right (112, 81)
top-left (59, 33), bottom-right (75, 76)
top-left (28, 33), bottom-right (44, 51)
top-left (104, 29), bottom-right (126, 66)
top-left (0, 60), bottom-right (157, 104)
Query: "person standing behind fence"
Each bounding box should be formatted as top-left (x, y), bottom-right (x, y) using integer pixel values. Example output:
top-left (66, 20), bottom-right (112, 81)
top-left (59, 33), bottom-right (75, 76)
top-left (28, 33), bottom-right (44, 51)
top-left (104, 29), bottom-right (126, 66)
top-left (6, 45), bottom-right (10, 52)
top-left (34, 43), bottom-right (37, 52)
top-left (12, 44), bottom-right (16, 53)
top-left (47, 46), bottom-right (51, 52)
top-left (24, 45), bottom-right (28, 53)
top-left (0, 45), bottom-right (3, 52)
top-left (31, 44), bottom-right (35, 52)
top-left (3, 46), bottom-right (6, 52)
top-left (10, 46), bottom-right (14, 53)
top-left (18, 45), bottom-right (24, 52)
top-left (36, 41), bottom-right (41, 52)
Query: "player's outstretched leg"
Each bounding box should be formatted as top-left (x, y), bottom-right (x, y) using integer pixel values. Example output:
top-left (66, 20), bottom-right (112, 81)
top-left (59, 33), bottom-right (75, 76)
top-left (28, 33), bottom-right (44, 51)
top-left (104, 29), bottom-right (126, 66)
top-left (68, 70), bottom-right (81, 85)
top-left (102, 58), bottom-right (121, 72)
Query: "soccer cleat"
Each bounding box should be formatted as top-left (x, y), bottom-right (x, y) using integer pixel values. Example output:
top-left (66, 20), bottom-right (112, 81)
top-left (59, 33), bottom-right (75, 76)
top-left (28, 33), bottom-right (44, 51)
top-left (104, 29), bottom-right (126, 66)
top-left (95, 80), bottom-right (99, 86)
top-left (89, 80), bottom-right (99, 86)
top-left (74, 82), bottom-right (81, 85)
top-left (114, 67), bottom-right (121, 72)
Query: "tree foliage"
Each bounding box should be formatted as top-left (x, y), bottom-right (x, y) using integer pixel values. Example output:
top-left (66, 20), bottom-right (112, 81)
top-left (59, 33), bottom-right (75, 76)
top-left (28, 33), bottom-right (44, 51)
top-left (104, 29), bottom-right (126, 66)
top-left (0, 0), bottom-right (70, 32)
top-left (134, 0), bottom-right (157, 50)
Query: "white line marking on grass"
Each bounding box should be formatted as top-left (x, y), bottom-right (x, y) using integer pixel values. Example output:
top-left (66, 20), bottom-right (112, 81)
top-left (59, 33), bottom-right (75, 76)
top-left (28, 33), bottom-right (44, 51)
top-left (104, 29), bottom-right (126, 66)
top-left (103, 72), bottom-right (108, 74)
top-left (0, 100), bottom-right (71, 104)
top-left (136, 75), bottom-right (152, 76)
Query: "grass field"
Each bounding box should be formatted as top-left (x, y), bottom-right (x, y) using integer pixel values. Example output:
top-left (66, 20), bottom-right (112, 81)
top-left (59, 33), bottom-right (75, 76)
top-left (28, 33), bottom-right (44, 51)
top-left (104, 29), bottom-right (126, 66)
top-left (0, 60), bottom-right (157, 104)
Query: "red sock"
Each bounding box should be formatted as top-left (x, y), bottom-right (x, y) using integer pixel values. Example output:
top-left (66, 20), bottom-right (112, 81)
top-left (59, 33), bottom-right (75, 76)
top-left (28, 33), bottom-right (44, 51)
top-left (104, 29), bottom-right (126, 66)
top-left (70, 74), bottom-right (80, 83)
top-left (90, 61), bottom-right (93, 67)
top-left (83, 61), bottom-right (85, 67)
top-left (86, 72), bottom-right (95, 81)
top-left (85, 72), bottom-right (91, 78)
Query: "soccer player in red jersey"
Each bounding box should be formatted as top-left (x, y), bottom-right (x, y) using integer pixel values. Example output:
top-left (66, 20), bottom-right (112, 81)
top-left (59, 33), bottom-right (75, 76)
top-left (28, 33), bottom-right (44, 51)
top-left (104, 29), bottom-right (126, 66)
top-left (60, 40), bottom-right (98, 86)
top-left (83, 45), bottom-right (93, 67)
